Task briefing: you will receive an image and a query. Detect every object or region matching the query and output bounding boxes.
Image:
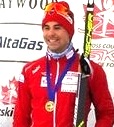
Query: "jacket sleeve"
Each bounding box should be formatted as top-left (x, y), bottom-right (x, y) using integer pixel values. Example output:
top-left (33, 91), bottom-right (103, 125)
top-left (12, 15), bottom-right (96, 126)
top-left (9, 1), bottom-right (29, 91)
top-left (89, 61), bottom-right (114, 127)
top-left (12, 66), bottom-right (32, 127)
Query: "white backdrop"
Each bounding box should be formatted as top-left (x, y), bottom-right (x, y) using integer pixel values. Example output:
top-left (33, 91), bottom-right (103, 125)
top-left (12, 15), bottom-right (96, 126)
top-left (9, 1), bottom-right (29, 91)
top-left (0, 0), bottom-right (114, 127)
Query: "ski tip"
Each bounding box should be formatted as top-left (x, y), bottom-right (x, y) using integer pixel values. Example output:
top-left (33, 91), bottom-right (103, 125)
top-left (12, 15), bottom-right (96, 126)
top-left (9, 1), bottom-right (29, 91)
top-left (88, 0), bottom-right (94, 7)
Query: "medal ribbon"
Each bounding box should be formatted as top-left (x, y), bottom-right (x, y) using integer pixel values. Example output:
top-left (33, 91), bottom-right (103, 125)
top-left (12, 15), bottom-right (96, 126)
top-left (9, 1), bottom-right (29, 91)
top-left (46, 52), bottom-right (76, 101)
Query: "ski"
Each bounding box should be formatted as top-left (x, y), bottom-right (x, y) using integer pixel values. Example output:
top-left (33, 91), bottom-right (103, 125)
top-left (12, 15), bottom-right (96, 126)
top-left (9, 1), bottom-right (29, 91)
top-left (74, 0), bottom-right (94, 127)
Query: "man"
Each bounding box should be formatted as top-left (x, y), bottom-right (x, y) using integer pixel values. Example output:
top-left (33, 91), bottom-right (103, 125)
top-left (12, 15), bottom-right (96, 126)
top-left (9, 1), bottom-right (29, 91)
top-left (13, 1), bottom-right (114, 127)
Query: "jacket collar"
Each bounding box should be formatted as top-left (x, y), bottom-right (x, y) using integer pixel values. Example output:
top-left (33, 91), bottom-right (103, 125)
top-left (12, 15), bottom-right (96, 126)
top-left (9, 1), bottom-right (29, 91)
top-left (46, 42), bottom-right (75, 60)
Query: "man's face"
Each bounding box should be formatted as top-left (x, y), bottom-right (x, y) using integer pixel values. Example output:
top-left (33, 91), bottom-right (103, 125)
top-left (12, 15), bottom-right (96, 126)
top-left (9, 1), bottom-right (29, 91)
top-left (42, 21), bottom-right (70, 53)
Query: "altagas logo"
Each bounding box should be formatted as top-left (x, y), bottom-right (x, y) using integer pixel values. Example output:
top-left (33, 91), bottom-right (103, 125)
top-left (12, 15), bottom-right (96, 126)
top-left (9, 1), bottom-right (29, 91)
top-left (81, 0), bottom-right (114, 38)
top-left (0, 77), bottom-right (18, 105)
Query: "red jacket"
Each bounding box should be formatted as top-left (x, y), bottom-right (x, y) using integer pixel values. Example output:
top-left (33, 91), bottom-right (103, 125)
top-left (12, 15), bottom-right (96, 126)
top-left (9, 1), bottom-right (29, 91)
top-left (13, 52), bottom-right (114, 127)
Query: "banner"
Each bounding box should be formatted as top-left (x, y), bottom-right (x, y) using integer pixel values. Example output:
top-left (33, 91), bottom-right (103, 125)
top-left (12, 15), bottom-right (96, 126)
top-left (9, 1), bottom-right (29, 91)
top-left (0, 0), bottom-right (114, 126)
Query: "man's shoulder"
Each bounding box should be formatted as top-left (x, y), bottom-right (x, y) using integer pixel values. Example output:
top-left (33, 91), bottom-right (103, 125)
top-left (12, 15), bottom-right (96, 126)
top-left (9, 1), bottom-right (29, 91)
top-left (23, 56), bottom-right (46, 73)
top-left (90, 60), bottom-right (105, 74)
top-left (90, 60), bottom-right (101, 68)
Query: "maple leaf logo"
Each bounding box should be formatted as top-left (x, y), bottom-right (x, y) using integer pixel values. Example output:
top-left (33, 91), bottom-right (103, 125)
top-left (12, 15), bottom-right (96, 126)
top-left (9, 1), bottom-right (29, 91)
top-left (1, 77), bottom-right (18, 105)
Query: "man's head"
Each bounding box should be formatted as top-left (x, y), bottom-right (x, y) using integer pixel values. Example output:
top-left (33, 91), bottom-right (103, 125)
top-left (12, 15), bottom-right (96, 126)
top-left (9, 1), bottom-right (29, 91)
top-left (42, 1), bottom-right (74, 41)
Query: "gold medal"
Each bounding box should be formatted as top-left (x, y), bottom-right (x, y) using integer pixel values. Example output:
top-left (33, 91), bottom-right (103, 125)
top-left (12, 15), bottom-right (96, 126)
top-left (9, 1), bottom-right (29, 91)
top-left (45, 101), bottom-right (54, 112)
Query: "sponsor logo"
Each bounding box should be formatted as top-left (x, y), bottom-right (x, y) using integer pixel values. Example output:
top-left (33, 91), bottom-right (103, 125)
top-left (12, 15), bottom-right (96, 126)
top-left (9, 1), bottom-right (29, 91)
top-left (0, 107), bottom-right (14, 117)
top-left (0, 36), bottom-right (44, 50)
top-left (80, 0), bottom-right (114, 39)
top-left (90, 48), bottom-right (114, 67)
top-left (0, 0), bottom-right (57, 9)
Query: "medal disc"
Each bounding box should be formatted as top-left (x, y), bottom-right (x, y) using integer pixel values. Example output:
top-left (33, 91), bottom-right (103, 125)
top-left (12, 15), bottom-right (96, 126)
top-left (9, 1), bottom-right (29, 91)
top-left (45, 101), bottom-right (54, 112)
